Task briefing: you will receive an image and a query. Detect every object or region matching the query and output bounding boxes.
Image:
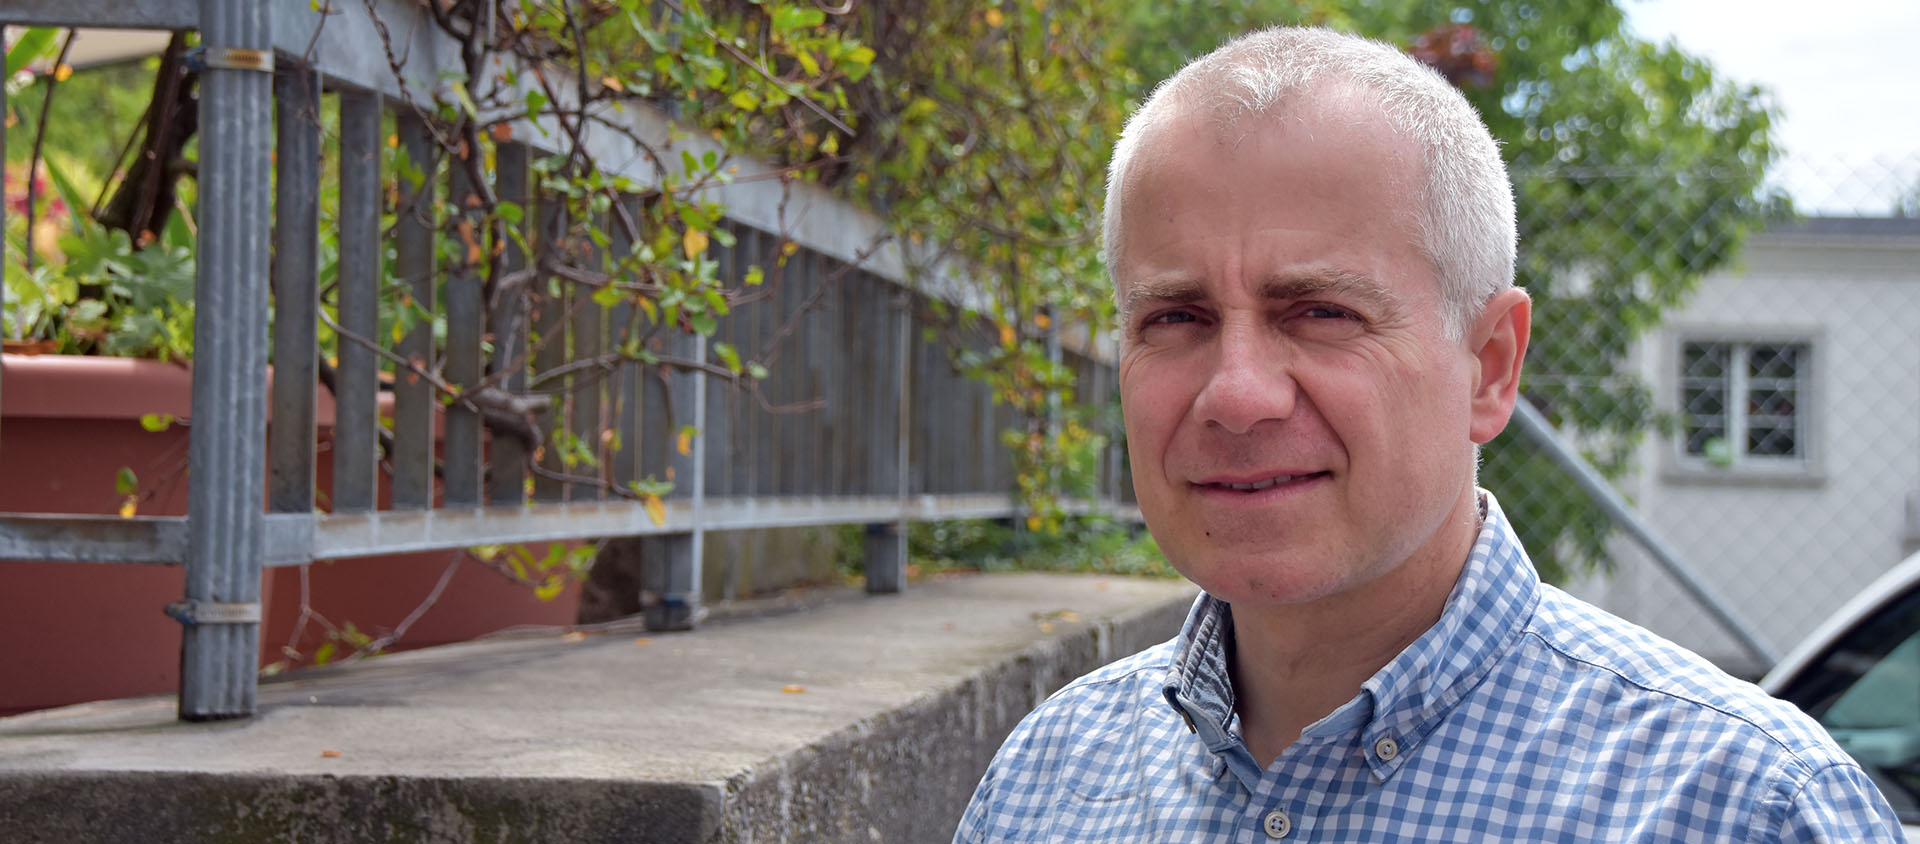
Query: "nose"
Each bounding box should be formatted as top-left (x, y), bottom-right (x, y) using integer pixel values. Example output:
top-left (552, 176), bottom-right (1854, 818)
top-left (1191, 320), bottom-right (1296, 435)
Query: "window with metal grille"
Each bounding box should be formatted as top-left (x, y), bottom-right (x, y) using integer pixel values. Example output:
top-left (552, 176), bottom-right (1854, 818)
top-left (1679, 339), bottom-right (1810, 465)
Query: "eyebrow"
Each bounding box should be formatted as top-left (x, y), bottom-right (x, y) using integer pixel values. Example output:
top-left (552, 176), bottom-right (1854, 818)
top-left (1122, 268), bottom-right (1401, 318)
top-left (1260, 269), bottom-right (1401, 311)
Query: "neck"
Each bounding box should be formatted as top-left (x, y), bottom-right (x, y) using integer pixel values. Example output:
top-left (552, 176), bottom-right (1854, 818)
top-left (1230, 487), bottom-right (1482, 768)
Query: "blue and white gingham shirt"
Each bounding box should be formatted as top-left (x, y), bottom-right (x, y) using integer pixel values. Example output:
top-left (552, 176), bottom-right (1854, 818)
top-left (957, 492), bottom-right (1901, 842)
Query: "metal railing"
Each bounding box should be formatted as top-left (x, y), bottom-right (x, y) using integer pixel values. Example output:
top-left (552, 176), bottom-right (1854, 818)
top-left (0, 0), bottom-right (1130, 719)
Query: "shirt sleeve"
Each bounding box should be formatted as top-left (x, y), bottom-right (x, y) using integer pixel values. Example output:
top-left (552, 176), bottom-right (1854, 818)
top-left (1772, 761), bottom-right (1905, 843)
top-left (952, 759), bottom-right (999, 844)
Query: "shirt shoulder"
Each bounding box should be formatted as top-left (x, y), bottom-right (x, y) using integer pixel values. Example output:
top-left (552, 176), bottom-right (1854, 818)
top-left (955, 639), bottom-right (1190, 842)
top-left (1528, 583), bottom-right (1844, 764)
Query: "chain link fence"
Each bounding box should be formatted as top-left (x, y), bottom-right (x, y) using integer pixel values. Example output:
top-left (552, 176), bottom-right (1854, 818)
top-left (1500, 151), bottom-right (1920, 678)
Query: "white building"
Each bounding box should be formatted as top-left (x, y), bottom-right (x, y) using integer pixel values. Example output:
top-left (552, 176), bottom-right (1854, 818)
top-left (1569, 217), bottom-right (1920, 677)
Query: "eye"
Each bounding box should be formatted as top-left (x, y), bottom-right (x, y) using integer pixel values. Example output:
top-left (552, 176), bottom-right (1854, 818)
top-left (1300, 304), bottom-right (1358, 321)
top-left (1135, 308), bottom-right (1203, 334)
top-left (1286, 302), bottom-right (1367, 339)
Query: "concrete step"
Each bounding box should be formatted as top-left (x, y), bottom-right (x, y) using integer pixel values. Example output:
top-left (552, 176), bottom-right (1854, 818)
top-left (0, 573), bottom-right (1196, 843)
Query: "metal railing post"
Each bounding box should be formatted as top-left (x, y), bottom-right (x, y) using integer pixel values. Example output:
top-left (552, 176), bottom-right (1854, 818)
top-left (645, 327), bottom-right (706, 630)
top-left (179, 0), bottom-right (273, 720)
top-left (865, 286), bottom-right (911, 593)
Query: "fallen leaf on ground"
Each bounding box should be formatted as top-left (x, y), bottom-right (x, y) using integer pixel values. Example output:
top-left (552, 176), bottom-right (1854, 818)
top-left (562, 631), bottom-right (588, 643)
top-left (633, 637), bottom-right (653, 646)
top-left (781, 684), bottom-right (806, 694)
top-left (320, 750), bottom-right (341, 758)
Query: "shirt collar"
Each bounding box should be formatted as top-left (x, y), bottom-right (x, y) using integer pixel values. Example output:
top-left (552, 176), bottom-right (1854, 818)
top-left (1163, 490), bottom-right (1540, 783)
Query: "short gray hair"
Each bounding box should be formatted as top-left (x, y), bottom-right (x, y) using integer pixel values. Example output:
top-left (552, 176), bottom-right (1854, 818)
top-left (1103, 27), bottom-right (1516, 339)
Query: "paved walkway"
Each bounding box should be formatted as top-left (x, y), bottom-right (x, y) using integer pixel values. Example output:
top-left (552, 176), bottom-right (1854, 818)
top-left (0, 572), bottom-right (1197, 843)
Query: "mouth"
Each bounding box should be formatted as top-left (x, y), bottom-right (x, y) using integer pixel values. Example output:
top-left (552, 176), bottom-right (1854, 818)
top-left (1196, 471), bottom-right (1330, 492)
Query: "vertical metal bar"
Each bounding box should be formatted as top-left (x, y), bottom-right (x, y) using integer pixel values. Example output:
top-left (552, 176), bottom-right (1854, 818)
top-left (442, 152), bottom-right (484, 507)
top-left (724, 224), bottom-right (751, 499)
top-left (907, 298), bottom-right (927, 495)
top-left (1043, 306), bottom-right (1062, 503)
top-left (779, 251), bottom-right (803, 495)
top-left (865, 279), bottom-right (911, 594)
top-left (845, 273), bottom-right (870, 498)
top-left (332, 89), bottom-right (382, 513)
top-left (270, 60), bottom-right (320, 516)
top-left (797, 252), bottom-right (819, 496)
top-left (646, 327), bottom-right (705, 631)
top-left (180, 0), bottom-right (271, 721)
top-left (819, 257), bottom-right (844, 496)
top-left (487, 141), bottom-right (531, 506)
top-left (704, 224), bottom-right (732, 498)
top-left (745, 228), bottom-right (769, 497)
top-left (390, 113), bottom-right (437, 510)
top-left (1089, 354), bottom-right (1115, 506)
top-left (571, 214), bottom-right (605, 500)
top-left (532, 195), bottom-right (569, 502)
top-left (607, 194), bottom-right (643, 490)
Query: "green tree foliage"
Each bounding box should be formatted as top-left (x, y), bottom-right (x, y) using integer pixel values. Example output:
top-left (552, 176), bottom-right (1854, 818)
top-left (835, 0), bottom-right (1777, 581)
top-left (1308, 2), bottom-right (1782, 581)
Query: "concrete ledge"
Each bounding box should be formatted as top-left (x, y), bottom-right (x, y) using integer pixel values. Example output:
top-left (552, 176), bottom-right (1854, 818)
top-left (0, 573), bottom-right (1197, 843)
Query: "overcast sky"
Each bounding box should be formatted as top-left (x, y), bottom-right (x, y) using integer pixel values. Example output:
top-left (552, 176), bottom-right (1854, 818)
top-left (1622, 0), bottom-right (1920, 213)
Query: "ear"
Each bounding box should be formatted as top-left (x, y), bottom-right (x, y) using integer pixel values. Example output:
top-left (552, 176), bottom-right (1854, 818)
top-left (1466, 287), bottom-right (1531, 444)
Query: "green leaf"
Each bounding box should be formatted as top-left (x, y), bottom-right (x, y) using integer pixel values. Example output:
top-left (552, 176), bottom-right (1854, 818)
top-left (747, 363), bottom-right (770, 380)
top-left (138, 413), bottom-right (174, 432)
top-left (713, 341), bottom-right (741, 373)
top-left (794, 49), bottom-right (821, 77)
top-left (591, 285), bottom-right (624, 308)
top-left (744, 265), bottom-right (765, 286)
top-left (770, 5), bottom-right (825, 34)
top-left (5, 28), bottom-right (59, 78)
top-left (689, 312), bottom-right (718, 336)
top-left (114, 467), bottom-right (138, 497)
top-left (626, 477), bottom-right (674, 498)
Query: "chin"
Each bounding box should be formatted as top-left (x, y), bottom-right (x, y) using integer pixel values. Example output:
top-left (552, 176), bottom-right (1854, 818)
top-left (1174, 549), bottom-right (1362, 607)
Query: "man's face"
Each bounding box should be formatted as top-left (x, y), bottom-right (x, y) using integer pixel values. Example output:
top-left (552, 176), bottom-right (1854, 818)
top-left (1113, 98), bottom-right (1484, 609)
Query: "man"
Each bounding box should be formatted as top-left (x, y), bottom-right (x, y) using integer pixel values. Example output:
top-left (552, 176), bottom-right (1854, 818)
top-left (956, 26), bottom-right (1899, 842)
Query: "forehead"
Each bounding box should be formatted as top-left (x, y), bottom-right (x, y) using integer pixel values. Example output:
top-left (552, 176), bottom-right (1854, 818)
top-left (1111, 93), bottom-right (1429, 296)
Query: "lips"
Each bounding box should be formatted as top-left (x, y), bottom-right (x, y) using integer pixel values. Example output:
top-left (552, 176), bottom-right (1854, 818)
top-left (1197, 471), bottom-right (1330, 491)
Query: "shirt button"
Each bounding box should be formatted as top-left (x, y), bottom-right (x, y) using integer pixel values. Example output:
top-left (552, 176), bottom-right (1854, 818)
top-left (1374, 736), bottom-right (1400, 761)
top-left (1262, 809), bottom-right (1291, 839)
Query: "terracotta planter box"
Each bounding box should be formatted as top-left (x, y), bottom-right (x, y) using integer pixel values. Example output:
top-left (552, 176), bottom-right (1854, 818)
top-left (0, 354), bottom-right (580, 715)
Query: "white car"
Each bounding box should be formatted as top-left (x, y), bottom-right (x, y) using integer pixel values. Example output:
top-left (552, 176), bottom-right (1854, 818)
top-left (1762, 548), bottom-right (1920, 840)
